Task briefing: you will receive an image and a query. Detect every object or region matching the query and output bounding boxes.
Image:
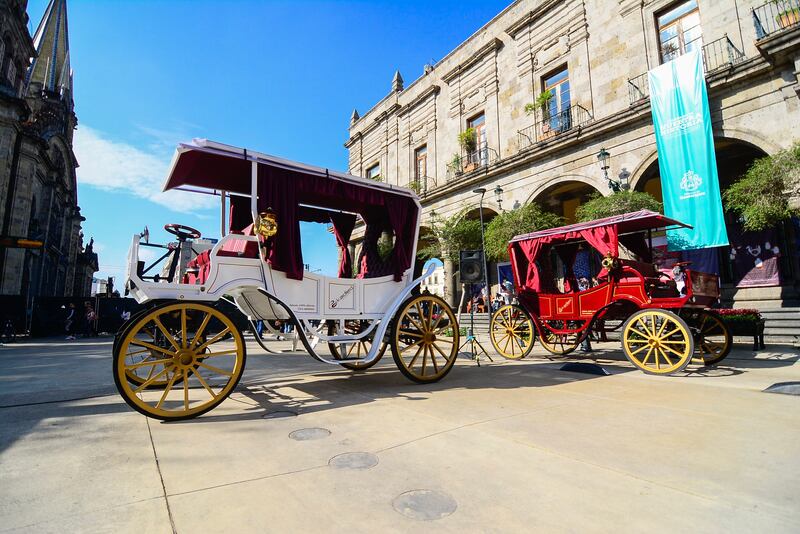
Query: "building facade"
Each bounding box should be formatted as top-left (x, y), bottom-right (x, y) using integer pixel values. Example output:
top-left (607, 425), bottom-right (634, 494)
top-left (0, 0), bottom-right (97, 302)
top-left (346, 0), bottom-right (800, 308)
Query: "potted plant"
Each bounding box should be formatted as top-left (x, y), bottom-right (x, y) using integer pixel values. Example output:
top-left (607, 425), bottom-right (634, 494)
top-left (715, 309), bottom-right (766, 350)
top-left (448, 153), bottom-right (463, 177)
top-left (661, 41), bottom-right (679, 59)
top-left (408, 178), bottom-right (423, 195)
top-left (458, 128), bottom-right (478, 172)
top-left (776, 3), bottom-right (800, 29)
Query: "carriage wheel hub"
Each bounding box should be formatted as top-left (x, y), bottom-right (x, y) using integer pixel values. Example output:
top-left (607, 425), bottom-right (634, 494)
top-left (424, 333), bottom-right (436, 344)
top-left (175, 350), bottom-right (195, 366)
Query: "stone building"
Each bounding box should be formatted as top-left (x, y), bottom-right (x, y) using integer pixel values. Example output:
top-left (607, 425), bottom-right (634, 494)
top-left (0, 0), bottom-right (96, 301)
top-left (346, 0), bottom-right (800, 308)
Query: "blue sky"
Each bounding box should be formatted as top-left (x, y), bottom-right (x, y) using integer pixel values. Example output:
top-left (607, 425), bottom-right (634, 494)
top-left (26, 0), bottom-right (511, 280)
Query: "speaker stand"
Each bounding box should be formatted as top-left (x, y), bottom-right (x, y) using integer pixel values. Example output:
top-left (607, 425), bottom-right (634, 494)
top-left (458, 284), bottom-right (493, 366)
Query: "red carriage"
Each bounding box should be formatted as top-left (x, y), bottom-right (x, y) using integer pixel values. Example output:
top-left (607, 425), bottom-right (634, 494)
top-left (488, 210), bottom-right (732, 375)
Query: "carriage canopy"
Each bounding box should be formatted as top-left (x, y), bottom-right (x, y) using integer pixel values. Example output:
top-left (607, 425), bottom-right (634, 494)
top-left (508, 210), bottom-right (690, 292)
top-left (162, 139), bottom-right (420, 281)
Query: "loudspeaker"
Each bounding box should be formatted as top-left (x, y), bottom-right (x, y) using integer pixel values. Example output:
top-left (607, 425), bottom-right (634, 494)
top-left (459, 250), bottom-right (484, 283)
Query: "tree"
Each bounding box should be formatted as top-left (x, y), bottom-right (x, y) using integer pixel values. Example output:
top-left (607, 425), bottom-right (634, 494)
top-left (484, 203), bottom-right (562, 261)
top-left (723, 142), bottom-right (800, 231)
top-left (575, 190), bottom-right (662, 222)
top-left (418, 208), bottom-right (482, 263)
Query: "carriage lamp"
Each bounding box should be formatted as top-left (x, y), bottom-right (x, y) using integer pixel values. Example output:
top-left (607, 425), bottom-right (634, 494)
top-left (256, 209), bottom-right (278, 238)
top-left (494, 185), bottom-right (504, 211)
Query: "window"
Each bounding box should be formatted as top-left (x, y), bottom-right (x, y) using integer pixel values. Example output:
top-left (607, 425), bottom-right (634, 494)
top-left (414, 145), bottom-right (427, 180)
top-left (543, 67), bottom-right (571, 133)
top-left (657, 0), bottom-right (702, 63)
top-left (467, 113), bottom-right (486, 152)
top-left (6, 60), bottom-right (16, 86)
top-left (366, 163), bottom-right (381, 181)
top-left (0, 40), bottom-right (5, 72)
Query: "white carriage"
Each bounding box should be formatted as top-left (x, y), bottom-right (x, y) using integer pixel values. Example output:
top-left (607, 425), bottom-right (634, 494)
top-left (114, 139), bottom-right (460, 420)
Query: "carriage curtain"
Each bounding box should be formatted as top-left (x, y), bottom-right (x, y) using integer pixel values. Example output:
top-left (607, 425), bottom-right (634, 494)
top-left (556, 243), bottom-right (580, 292)
top-left (257, 166), bottom-right (304, 280)
top-left (578, 225), bottom-right (618, 258)
top-left (514, 239), bottom-right (546, 292)
top-left (330, 212), bottom-right (356, 278)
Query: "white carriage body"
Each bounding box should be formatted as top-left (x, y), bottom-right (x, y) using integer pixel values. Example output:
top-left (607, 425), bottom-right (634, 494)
top-left (124, 139), bottom-right (430, 363)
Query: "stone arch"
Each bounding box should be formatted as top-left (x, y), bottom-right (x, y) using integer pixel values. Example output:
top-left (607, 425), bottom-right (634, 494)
top-left (464, 206), bottom-right (499, 223)
top-left (524, 174), bottom-right (608, 206)
top-left (528, 177), bottom-right (604, 224)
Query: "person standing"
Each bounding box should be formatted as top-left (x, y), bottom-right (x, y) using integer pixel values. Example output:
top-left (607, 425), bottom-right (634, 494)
top-left (65, 303), bottom-right (76, 340)
top-left (84, 302), bottom-right (97, 337)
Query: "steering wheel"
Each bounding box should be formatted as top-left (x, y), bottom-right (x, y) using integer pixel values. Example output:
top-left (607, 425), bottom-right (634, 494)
top-left (164, 223), bottom-right (201, 241)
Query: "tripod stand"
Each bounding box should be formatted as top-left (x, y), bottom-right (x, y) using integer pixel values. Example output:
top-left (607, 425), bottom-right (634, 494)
top-left (457, 284), bottom-right (493, 366)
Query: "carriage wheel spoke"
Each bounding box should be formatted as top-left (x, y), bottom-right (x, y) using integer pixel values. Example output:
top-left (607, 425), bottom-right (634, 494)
top-left (181, 308), bottom-right (188, 349)
top-left (400, 338), bottom-right (424, 354)
top-left (202, 349), bottom-right (239, 358)
top-left (152, 317), bottom-right (181, 351)
top-left (662, 344), bottom-right (687, 358)
top-left (134, 367), bottom-right (171, 392)
top-left (192, 368), bottom-right (217, 396)
top-left (156, 372), bottom-right (180, 409)
top-left (658, 348), bottom-right (673, 366)
top-left (194, 327), bottom-right (231, 353)
top-left (429, 345), bottom-right (440, 372)
top-left (399, 329), bottom-right (424, 338)
top-left (420, 345), bottom-right (427, 376)
top-left (629, 344), bottom-right (650, 356)
top-left (183, 369), bottom-right (189, 410)
top-left (196, 361), bottom-right (233, 377)
top-left (130, 339), bottom-right (175, 356)
top-left (406, 344), bottom-right (424, 369)
top-left (126, 358), bottom-right (172, 370)
top-left (190, 313), bottom-right (212, 350)
top-left (640, 346), bottom-right (654, 367)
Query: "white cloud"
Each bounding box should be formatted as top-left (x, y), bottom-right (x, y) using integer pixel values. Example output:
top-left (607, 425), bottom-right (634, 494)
top-left (73, 125), bottom-right (217, 213)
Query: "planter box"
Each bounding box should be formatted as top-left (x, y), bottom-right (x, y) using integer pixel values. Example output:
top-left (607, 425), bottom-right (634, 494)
top-left (722, 317), bottom-right (765, 350)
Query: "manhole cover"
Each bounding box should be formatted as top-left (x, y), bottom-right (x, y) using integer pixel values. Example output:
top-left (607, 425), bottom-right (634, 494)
top-left (763, 382), bottom-right (800, 396)
top-left (392, 489), bottom-right (457, 521)
top-left (262, 410), bottom-right (298, 419)
top-left (328, 452), bottom-right (378, 470)
top-left (289, 427), bottom-right (331, 441)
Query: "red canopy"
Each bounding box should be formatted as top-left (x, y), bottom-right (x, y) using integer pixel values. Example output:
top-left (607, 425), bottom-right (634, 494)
top-left (508, 210), bottom-right (690, 292)
top-left (163, 140), bottom-right (420, 281)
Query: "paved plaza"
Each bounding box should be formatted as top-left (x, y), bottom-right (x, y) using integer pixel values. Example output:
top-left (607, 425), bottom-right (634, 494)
top-left (1, 336), bottom-right (799, 533)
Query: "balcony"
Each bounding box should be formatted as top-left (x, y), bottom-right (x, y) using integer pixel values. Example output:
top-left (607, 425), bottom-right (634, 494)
top-left (627, 35), bottom-right (747, 105)
top-left (405, 175), bottom-right (437, 198)
top-left (446, 144), bottom-right (499, 182)
top-left (753, 0), bottom-right (800, 39)
top-left (516, 104), bottom-right (593, 151)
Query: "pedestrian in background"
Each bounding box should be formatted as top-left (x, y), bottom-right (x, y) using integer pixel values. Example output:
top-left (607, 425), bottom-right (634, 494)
top-left (65, 303), bottom-right (76, 340)
top-left (84, 302), bottom-right (97, 337)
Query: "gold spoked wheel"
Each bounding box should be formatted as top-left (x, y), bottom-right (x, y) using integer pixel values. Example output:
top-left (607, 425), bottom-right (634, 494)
top-left (490, 305), bottom-right (535, 360)
top-left (537, 319), bottom-right (582, 356)
top-left (328, 320), bottom-right (387, 371)
top-left (390, 294), bottom-right (460, 384)
top-left (682, 309), bottom-right (732, 366)
top-left (113, 302), bottom-right (246, 420)
top-left (621, 309), bottom-right (694, 375)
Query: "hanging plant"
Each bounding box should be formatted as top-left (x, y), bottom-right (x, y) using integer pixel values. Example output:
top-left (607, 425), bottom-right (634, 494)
top-left (575, 191), bottom-right (663, 222)
top-left (484, 203), bottom-right (562, 261)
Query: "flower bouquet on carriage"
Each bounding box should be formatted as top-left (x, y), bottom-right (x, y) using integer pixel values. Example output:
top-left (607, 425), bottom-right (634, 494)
top-left (114, 139), bottom-right (460, 420)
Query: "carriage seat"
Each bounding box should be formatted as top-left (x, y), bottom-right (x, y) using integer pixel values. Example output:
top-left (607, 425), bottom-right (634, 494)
top-left (183, 225), bottom-right (260, 284)
top-left (619, 259), bottom-right (679, 298)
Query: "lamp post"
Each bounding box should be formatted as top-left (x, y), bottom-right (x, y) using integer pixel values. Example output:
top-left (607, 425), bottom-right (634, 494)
top-left (473, 188), bottom-right (492, 329)
top-left (597, 147), bottom-right (611, 188)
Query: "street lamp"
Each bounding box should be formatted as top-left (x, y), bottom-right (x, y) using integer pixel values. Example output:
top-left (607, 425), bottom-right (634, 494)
top-left (597, 147), bottom-right (629, 193)
top-left (472, 188), bottom-right (492, 329)
top-left (494, 185), bottom-right (504, 211)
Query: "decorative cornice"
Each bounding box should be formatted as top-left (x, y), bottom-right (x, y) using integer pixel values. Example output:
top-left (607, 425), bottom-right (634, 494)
top-left (504, 0), bottom-right (563, 38)
top-left (398, 85), bottom-right (441, 116)
top-left (442, 38), bottom-right (504, 84)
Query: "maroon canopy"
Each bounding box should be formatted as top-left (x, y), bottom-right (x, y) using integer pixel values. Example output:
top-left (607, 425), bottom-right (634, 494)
top-left (508, 210), bottom-right (690, 292)
top-left (164, 140), bottom-right (420, 281)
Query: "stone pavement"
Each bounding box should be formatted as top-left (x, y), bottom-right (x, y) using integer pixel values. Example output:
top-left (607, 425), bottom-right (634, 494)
top-left (1, 336), bottom-right (799, 533)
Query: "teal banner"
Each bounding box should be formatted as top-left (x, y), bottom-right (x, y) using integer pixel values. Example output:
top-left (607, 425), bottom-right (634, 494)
top-left (648, 51), bottom-right (728, 250)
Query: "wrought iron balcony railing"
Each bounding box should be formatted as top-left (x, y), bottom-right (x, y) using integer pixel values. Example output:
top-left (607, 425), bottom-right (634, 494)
top-left (446, 144), bottom-right (499, 182)
top-left (516, 104), bottom-right (592, 151)
top-left (627, 35), bottom-right (746, 105)
top-left (753, 0), bottom-right (800, 39)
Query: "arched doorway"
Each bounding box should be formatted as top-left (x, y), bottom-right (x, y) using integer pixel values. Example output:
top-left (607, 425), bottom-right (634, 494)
top-left (531, 180), bottom-right (602, 224)
top-left (634, 138), bottom-right (798, 304)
